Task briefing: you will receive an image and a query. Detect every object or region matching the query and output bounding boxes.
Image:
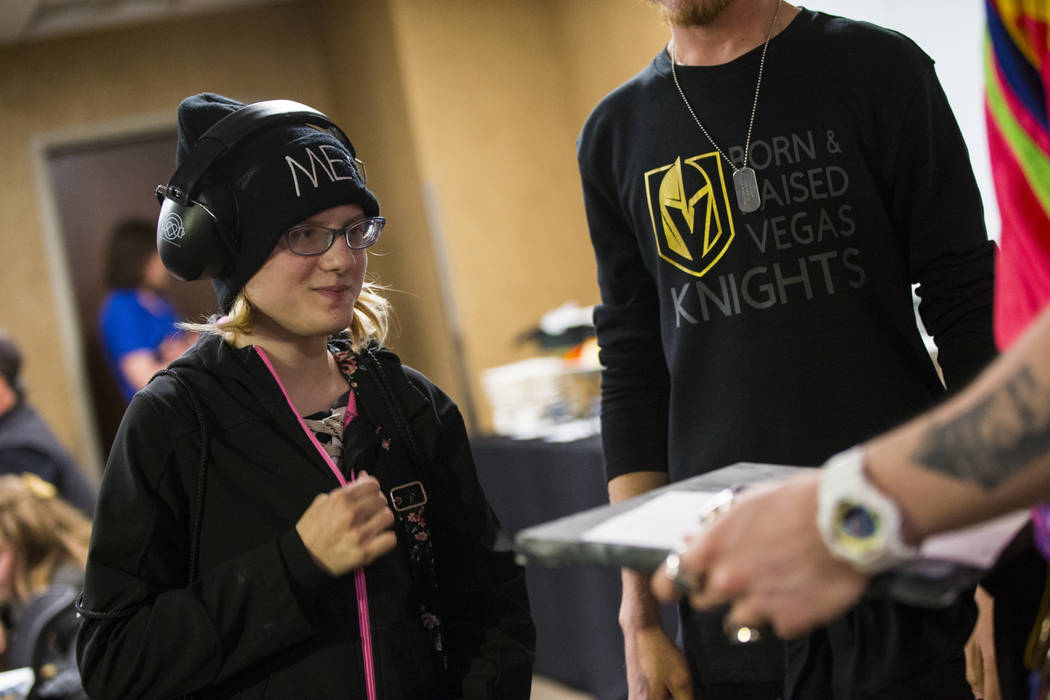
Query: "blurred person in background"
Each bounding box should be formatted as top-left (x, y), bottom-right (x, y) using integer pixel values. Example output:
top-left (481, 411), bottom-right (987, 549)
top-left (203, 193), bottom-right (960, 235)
top-left (0, 327), bottom-right (95, 516)
top-left (0, 473), bottom-right (90, 667)
top-left (98, 219), bottom-right (194, 401)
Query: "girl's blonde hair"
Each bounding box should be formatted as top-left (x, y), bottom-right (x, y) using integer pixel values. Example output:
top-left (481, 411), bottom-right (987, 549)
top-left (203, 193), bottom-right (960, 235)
top-left (0, 473), bottom-right (91, 603)
top-left (181, 280), bottom-right (391, 349)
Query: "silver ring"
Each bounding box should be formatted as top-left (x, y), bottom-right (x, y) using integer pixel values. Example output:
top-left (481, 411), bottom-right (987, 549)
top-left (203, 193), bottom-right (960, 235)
top-left (663, 551), bottom-right (696, 594)
top-left (724, 619), bottom-right (764, 645)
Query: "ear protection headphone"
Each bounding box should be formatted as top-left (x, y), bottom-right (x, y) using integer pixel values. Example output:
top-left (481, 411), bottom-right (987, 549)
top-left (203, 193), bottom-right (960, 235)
top-left (155, 99), bottom-right (359, 281)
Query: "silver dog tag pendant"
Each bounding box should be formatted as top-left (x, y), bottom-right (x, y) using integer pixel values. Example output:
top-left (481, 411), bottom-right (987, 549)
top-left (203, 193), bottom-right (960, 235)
top-left (733, 167), bottom-right (761, 213)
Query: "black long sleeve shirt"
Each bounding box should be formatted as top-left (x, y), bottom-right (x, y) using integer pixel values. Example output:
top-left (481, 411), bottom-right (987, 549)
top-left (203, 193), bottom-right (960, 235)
top-left (578, 9), bottom-right (997, 484)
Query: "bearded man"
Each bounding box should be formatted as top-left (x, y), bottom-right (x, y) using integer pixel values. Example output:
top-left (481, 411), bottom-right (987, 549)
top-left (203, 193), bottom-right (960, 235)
top-left (576, 0), bottom-right (998, 697)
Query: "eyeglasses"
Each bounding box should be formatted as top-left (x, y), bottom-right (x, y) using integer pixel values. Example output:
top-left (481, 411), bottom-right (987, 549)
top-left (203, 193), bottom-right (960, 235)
top-left (283, 216), bottom-right (385, 256)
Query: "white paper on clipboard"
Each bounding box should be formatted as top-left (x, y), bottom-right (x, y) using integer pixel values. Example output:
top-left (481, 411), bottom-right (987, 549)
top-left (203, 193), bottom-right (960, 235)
top-left (580, 490), bottom-right (1030, 571)
top-left (580, 491), bottom-right (722, 551)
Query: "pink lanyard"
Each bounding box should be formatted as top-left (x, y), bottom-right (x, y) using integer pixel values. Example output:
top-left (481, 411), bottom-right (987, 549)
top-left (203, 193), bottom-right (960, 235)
top-left (255, 347), bottom-right (377, 700)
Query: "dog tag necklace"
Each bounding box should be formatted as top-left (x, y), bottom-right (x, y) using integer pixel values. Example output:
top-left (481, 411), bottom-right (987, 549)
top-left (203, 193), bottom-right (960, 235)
top-left (669, 0), bottom-right (782, 214)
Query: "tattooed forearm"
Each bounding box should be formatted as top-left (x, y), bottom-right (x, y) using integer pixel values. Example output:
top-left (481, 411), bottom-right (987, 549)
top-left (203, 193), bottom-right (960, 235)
top-left (914, 365), bottom-right (1050, 487)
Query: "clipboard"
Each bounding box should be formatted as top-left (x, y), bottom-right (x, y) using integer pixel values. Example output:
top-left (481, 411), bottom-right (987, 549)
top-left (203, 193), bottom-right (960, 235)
top-left (513, 462), bottom-right (1029, 608)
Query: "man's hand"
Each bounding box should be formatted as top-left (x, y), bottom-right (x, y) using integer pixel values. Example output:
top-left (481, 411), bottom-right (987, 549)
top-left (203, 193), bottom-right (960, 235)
top-left (624, 621), bottom-right (693, 700)
top-left (609, 471), bottom-right (692, 698)
top-left (651, 472), bottom-right (868, 639)
top-left (296, 473), bottom-right (397, 576)
top-left (965, 586), bottom-right (1001, 700)
top-left (621, 568), bottom-right (693, 700)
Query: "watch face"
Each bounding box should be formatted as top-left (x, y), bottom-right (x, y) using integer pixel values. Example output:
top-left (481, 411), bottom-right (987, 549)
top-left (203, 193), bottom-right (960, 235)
top-left (833, 502), bottom-right (884, 557)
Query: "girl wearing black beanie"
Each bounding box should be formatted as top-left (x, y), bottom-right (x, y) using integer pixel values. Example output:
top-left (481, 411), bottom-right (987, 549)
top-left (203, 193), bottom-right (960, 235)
top-left (75, 93), bottom-right (535, 700)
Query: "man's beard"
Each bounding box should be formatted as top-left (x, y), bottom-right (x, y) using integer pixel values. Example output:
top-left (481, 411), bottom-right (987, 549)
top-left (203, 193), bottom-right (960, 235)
top-left (653, 0), bottom-right (734, 26)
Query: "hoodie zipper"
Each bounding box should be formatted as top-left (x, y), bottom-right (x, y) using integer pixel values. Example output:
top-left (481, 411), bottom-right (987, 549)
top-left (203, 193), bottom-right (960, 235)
top-left (255, 347), bottom-right (378, 700)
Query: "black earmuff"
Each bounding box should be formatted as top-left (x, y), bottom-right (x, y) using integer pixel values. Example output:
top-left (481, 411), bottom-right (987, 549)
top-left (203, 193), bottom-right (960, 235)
top-left (155, 99), bottom-right (357, 281)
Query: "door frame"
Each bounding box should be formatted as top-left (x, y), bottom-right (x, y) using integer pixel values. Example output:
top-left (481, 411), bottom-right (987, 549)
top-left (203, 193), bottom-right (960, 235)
top-left (30, 110), bottom-right (175, 479)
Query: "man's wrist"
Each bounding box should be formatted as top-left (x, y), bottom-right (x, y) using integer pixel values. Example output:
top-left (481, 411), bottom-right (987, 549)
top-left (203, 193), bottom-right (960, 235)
top-left (817, 446), bottom-right (919, 574)
top-left (619, 571), bottom-right (662, 629)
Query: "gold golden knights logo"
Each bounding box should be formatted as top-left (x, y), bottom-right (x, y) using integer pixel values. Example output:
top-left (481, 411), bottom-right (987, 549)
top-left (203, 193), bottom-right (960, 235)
top-left (644, 152), bottom-right (736, 278)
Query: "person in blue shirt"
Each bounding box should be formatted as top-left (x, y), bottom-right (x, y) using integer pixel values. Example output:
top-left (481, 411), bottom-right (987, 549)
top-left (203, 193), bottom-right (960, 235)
top-left (98, 219), bottom-right (193, 401)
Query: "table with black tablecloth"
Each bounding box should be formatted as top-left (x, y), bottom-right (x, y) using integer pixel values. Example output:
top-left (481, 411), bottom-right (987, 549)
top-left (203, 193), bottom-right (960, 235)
top-left (471, 434), bottom-right (677, 700)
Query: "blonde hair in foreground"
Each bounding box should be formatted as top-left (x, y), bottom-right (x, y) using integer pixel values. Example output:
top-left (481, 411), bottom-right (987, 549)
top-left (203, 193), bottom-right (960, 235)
top-left (0, 473), bottom-right (91, 604)
top-left (181, 281), bottom-right (391, 348)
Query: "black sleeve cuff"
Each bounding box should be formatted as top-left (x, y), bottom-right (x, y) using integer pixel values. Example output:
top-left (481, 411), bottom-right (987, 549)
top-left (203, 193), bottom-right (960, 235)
top-left (277, 528), bottom-right (333, 594)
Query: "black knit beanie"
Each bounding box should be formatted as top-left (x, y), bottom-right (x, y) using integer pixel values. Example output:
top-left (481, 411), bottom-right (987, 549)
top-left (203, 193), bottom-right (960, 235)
top-left (174, 93), bottom-right (380, 313)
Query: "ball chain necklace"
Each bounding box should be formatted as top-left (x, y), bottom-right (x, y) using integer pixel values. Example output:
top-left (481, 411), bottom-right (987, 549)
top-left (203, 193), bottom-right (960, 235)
top-left (669, 0), bottom-right (782, 214)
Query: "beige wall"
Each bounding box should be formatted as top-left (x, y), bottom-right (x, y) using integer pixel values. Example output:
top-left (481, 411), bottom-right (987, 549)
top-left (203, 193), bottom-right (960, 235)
top-left (313, 0), bottom-right (464, 421)
top-left (554, 1), bottom-right (669, 121)
top-left (371, 0), bottom-right (668, 429)
top-left (385, 0), bottom-right (597, 428)
top-left (0, 0), bottom-right (672, 475)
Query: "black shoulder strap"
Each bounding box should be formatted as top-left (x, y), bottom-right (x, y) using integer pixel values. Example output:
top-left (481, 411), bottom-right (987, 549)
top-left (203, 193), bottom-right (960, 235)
top-left (358, 347), bottom-right (429, 474)
top-left (74, 369), bottom-right (210, 624)
top-left (156, 369), bottom-right (210, 585)
top-left (353, 347), bottom-right (449, 685)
